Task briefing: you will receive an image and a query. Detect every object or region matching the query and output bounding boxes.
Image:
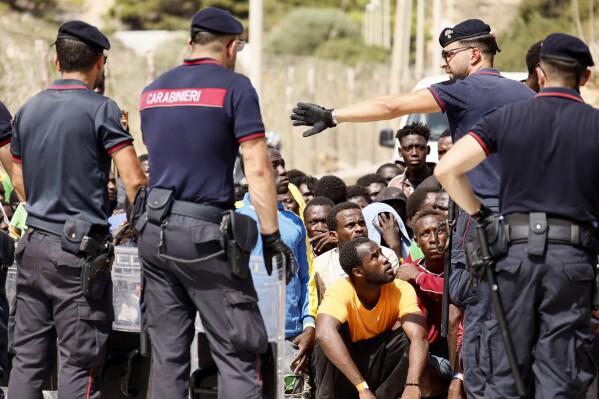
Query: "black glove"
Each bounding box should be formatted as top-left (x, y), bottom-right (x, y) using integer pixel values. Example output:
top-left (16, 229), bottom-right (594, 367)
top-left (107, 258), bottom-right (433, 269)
top-left (262, 230), bottom-right (295, 284)
top-left (471, 203), bottom-right (496, 227)
top-left (290, 102), bottom-right (336, 137)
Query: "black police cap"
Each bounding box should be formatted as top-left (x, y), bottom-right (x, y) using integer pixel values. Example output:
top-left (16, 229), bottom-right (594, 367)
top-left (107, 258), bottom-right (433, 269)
top-left (191, 7), bottom-right (243, 35)
top-left (541, 33), bottom-right (594, 66)
top-left (439, 19), bottom-right (491, 47)
top-left (57, 20), bottom-right (110, 51)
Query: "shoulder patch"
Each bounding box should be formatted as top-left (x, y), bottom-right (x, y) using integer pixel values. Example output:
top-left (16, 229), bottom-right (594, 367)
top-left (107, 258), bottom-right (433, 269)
top-left (119, 110), bottom-right (129, 131)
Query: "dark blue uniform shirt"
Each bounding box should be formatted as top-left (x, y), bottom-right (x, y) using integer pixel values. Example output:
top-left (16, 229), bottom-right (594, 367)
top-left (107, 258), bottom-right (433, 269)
top-left (11, 79), bottom-right (133, 233)
top-left (0, 101), bottom-right (12, 147)
top-left (429, 69), bottom-right (535, 197)
top-left (140, 58), bottom-right (265, 207)
top-left (470, 87), bottom-right (599, 223)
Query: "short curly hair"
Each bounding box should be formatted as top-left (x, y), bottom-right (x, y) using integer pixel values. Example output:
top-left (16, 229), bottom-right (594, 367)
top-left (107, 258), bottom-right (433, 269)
top-left (406, 187), bottom-right (440, 220)
top-left (326, 201), bottom-right (361, 232)
top-left (339, 237), bottom-right (372, 276)
top-left (315, 175), bottom-right (347, 205)
top-left (346, 185), bottom-right (372, 204)
top-left (411, 208), bottom-right (446, 235)
top-left (396, 122), bottom-right (431, 144)
top-left (356, 173), bottom-right (388, 188)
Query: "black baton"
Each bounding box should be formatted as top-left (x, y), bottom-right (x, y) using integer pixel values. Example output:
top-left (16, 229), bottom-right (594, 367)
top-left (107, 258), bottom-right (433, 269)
top-left (441, 198), bottom-right (456, 337)
top-left (475, 224), bottom-right (527, 398)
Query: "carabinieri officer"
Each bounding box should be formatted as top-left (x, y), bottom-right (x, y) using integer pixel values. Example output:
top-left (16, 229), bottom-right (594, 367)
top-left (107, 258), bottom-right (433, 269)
top-left (9, 21), bottom-right (147, 399)
top-left (138, 7), bottom-right (294, 399)
top-left (435, 33), bottom-right (598, 399)
top-left (290, 19), bottom-right (535, 397)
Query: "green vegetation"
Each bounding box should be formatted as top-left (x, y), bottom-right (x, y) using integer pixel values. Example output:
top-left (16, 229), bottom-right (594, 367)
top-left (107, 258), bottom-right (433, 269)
top-left (266, 8), bottom-right (390, 65)
top-left (496, 0), bottom-right (596, 71)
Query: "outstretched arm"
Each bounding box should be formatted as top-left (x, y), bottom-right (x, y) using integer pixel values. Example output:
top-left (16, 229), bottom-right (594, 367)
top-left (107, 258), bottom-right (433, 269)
top-left (335, 89), bottom-right (441, 123)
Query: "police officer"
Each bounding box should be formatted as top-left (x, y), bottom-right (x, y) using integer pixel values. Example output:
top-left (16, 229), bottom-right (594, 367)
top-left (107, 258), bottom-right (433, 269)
top-left (435, 33), bottom-right (598, 399)
top-left (290, 19), bottom-right (534, 398)
top-left (138, 7), bottom-right (294, 399)
top-left (8, 21), bottom-right (147, 399)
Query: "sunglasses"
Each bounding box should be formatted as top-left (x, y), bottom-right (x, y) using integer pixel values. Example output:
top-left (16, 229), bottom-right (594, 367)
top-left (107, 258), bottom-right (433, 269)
top-left (227, 39), bottom-right (246, 52)
top-left (441, 46), bottom-right (473, 62)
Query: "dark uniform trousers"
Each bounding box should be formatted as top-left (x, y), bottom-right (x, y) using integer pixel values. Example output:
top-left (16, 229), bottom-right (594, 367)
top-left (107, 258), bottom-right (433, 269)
top-left (449, 205), bottom-right (497, 398)
top-left (312, 323), bottom-right (411, 399)
top-left (9, 229), bottom-right (113, 399)
top-left (481, 243), bottom-right (596, 399)
top-left (137, 214), bottom-right (268, 399)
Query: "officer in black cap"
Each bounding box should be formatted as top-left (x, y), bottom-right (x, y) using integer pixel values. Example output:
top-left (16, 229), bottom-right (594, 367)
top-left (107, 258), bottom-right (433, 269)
top-left (8, 20), bottom-right (147, 398)
top-left (290, 18), bottom-right (534, 398)
top-left (138, 7), bottom-right (294, 398)
top-left (436, 32), bottom-right (598, 398)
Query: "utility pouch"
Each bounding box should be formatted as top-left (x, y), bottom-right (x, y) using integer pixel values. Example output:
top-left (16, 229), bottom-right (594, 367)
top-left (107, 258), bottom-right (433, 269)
top-left (62, 217), bottom-right (92, 254)
top-left (80, 236), bottom-right (114, 299)
top-left (486, 216), bottom-right (508, 258)
top-left (527, 212), bottom-right (548, 256)
top-left (147, 188), bottom-right (174, 225)
top-left (220, 210), bottom-right (258, 279)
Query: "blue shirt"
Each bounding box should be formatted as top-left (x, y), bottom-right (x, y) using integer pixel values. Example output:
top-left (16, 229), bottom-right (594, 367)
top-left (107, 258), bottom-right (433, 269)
top-left (428, 69), bottom-right (535, 197)
top-left (11, 79), bottom-right (133, 233)
top-left (237, 194), bottom-right (315, 338)
top-left (140, 58), bottom-right (265, 207)
top-left (470, 87), bottom-right (599, 223)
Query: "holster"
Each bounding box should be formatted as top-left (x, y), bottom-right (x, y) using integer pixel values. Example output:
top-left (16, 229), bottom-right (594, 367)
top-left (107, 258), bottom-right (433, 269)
top-left (220, 210), bottom-right (258, 279)
top-left (61, 217), bottom-right (92, 255)
top-left (147, 188), bottom-right (174, 225)
top-left (80, 236), bottom-right (114, 299)
top-left (485, 216), bottom-right (509, 258)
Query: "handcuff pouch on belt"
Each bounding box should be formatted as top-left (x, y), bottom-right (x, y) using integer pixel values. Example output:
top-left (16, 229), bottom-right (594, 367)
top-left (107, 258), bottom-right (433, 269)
top-left (147, 188), bottom-right (174, 225)
top-left (527, 212), bottom-right (548, 256)
top-left (61, 216), bottom-right (92, 255)
top-left (465, 215), bottom-right (508, 287)
top-left (220, 210), bottom-right (258, 279)
top-left (61, 217), bottom-right (114, 299)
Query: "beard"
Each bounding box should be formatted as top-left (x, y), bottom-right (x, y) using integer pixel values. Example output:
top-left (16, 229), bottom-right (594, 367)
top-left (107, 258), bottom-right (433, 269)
top-left (363, 267), bottom-right (394, 285)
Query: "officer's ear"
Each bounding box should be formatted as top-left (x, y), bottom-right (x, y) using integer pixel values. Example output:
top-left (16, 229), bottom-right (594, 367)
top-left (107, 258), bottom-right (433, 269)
top-left (426, 145), bottom-right (430, 155)
top-left (536, 65), bottom-right (547, 89)
top-left (54, 54), bottom-right (61, 73)
top-left (581, 69), bottom-right (592, 87)
top-left (187, 37), bottom-right (193, 52)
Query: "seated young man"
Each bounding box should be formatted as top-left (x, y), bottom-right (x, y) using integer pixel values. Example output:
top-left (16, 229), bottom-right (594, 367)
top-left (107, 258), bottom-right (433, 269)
top-left (396, 208), bottom-right (460, 396)
top-left (314, 237), bottom-right (428, 399)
